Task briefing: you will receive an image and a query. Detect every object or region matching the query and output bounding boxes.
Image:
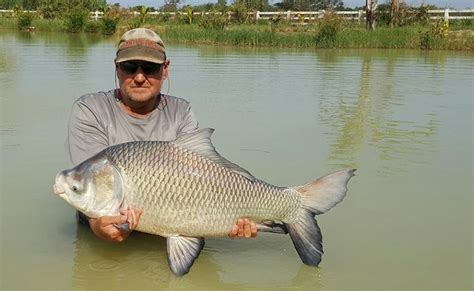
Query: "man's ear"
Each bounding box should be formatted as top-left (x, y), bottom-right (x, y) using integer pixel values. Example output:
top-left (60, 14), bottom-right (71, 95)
top-left (162, 60), bottom-right (170, 80)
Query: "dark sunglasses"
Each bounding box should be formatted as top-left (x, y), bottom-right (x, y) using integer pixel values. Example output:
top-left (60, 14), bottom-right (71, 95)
top-left (117, 61), bottom-right (162, 75)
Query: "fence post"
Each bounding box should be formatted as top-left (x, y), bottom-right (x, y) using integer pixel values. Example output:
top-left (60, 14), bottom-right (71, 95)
top-left (358, 10), bottom-right (363, 24)
top-left (94, 10), bottom-right (99, 21)
top-left (444, 8), bottom-right (449, 21)
top-left (256, 10), bottom-right (260, 21)
top-left (286, 10), bottom-right (291, 21)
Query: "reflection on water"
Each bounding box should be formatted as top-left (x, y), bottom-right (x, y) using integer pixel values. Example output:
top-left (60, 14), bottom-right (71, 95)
top-left (72, 225), bottom-right (168, 289)
top-left (319, 52), bottom-right (440, 175)
top-left (71, 226), bottom-right (320, 289)
top-left (1, 30), bottom-right (472, 290)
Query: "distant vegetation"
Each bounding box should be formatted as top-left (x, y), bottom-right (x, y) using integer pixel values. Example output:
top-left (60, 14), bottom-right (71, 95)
top-left (0, 0), bottom-right (472, 50)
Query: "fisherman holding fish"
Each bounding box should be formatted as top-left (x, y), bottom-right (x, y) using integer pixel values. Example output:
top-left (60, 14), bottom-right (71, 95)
top-left (66, 28), bottom-right (257, 243)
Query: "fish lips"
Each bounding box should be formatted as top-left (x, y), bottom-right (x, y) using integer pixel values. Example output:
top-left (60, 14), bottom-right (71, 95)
top-left (53, 184), bottom-right (64, 194)
top-left (53, 172), bottom-right (65, 194)
top-left (53, 173), bottom-right (69, 202)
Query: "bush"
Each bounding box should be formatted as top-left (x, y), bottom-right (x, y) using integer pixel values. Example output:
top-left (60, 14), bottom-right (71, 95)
top-left (420, 19), bottom-right (448, 49)
top-left (172, 12), bottom-right (189, 25)
top-left (100, 5), bottom-right (121, 35)
top-left (38, 3), bottom-right (65, 19)
top-left (184, 6), bottom-right (194, 24)
top-left (17, 12), bottom-right (34, 29)
top-left (420, 30), bottom-right (440, 49)
top-left (157, 13), bottom-right (172, 23)
top-left (414, 5), bottom-right (430, 25)
top-left (316, 11), bottom-right (344, 42)
top-left (199, 11), bottom-right (228, 30)
top-left (376, 3), bottom-right (430, 27)
top-left (431, 18), bottom-right (449, 38)
top-left (231, 2), bottom-right (250, 24)
top-left (459, 19), bottom-right (473, 27)
top-left (84, 20), bottom-right (101, 33)
top-left (101, 16), bottom-right (118, 35)
top-left (375, 4), bottom-right (391, 26)
top-left (64, 8), bottom-right (89, 33)
top-left (126, 18), bottom-right (142, 30)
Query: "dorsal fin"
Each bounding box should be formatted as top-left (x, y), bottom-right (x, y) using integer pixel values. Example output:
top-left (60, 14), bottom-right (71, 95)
top-left (173, 128), bottom-right (255, 182)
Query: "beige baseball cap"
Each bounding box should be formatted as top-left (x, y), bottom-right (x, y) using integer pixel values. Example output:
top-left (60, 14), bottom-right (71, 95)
top-left (115, 28), bottom-right (166, 64)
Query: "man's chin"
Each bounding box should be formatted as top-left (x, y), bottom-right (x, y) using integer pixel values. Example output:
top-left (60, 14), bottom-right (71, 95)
top-left (128, 93), bottom-right (155, 103)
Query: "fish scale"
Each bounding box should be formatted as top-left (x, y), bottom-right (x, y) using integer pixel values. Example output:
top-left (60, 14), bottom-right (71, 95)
top-left (104, 141), bottom-right (300, 237)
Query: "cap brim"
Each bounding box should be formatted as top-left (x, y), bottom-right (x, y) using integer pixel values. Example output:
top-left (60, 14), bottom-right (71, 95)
top-left (116, 46), bottom-right (166, 64)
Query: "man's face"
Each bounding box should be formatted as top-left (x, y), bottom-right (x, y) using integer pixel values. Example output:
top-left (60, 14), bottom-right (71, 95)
top-left (116, 60), bottom-right (169, 104)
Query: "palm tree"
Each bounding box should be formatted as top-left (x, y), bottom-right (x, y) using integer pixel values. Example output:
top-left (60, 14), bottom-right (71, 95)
top-left (138, 5), bottom-right (150, 25)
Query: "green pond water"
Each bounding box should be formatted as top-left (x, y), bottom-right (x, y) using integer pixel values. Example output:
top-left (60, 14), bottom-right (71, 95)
top-left (0, 30), bottom-right (472, 290)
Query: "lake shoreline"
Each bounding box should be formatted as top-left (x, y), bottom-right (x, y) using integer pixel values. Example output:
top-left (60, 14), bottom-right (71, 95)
top-left (1, 17), bottom-right (473, 51)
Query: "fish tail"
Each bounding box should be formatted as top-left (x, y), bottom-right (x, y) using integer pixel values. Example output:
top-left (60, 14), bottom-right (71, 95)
top-left (285, 169), bottom-right (356, 266)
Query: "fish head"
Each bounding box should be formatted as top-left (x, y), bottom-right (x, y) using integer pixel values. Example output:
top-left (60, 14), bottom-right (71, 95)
top-left (53, 154), bottom-right (124, 218)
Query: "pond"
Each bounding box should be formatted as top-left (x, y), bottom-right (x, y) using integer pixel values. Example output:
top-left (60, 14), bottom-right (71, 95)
top-left (0, 30), bottom-right (472, 290)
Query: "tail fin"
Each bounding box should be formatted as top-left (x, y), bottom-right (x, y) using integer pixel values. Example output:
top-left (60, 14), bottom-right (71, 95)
top-left (285, 169), bottom-right (356, 266)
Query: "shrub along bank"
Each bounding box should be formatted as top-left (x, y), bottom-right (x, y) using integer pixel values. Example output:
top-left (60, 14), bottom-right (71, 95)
top-left (0, 12), bottom-right (472, 50)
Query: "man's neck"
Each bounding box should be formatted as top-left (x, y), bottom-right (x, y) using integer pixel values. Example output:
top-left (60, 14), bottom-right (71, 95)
top-left (116, 91), bottom-right (160, 118)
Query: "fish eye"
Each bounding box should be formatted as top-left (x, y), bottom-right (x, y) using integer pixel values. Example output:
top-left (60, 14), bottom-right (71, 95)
top-left (72, 186), bottom-right (78, 192)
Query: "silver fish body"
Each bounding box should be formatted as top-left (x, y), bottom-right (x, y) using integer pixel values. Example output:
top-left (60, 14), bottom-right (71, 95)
top-left (108, 141), bottom-right (300, 237)
top-left (54, 129), bottom-right (355, 276)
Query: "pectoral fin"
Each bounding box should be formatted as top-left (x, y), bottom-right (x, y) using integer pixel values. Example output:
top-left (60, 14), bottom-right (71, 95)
top-left (166, 236), bottom-right (205, 276)
top-left (113, 223), bottom-right (130, 232)
top-left (257, 221), bottom-right (288, 234)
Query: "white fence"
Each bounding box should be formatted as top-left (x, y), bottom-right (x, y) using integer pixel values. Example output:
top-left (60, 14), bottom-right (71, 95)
top-left (257, 9), bottom-right (474, 21)
top-left (91, 9), bottom-right (474, 22)
top-left (1, 8), bottom-right (473, 22)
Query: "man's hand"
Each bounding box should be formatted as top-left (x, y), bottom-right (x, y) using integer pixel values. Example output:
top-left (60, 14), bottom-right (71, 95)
top-left (89, 208), bottom-right (142, 242)
top-left (228, 218), bottom-right (257, 239)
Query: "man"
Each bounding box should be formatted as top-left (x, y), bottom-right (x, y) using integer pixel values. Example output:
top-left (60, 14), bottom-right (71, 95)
top-left (67, 28), bottom-right (256, 242)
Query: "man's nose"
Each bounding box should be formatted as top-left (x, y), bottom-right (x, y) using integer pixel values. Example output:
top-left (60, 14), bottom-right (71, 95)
top-left (133, 69), bottom-right (146, 82)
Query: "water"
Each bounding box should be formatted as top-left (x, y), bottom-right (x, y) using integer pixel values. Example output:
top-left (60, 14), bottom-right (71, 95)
top-left (0, 30), bottom-right (472, 290)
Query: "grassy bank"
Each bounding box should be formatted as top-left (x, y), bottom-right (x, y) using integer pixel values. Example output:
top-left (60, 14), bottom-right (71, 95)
top-left (1, 16), bottom-right (473, 50)
top-left (157, 24), bottom-right (473, 50)
top-left (0, 17), bottom-right (64, 31)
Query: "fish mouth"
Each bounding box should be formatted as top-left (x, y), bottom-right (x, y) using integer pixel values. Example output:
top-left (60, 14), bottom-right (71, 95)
top-left (53, 183), bottom-right (65, 195)
top-left (53, 173), bottom-right (66, 195)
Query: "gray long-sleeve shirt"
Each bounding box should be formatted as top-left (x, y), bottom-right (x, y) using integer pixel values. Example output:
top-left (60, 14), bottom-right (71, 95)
top-left (67, 89), bottom-right (199, 166)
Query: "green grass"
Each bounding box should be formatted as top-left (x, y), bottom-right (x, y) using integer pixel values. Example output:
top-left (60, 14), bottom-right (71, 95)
top-left (1, 16), bottom-right (472, 50)
top-left (0, 17), bottom-right (64, 31)
top-left (157, 23), bottom-right (473, 50)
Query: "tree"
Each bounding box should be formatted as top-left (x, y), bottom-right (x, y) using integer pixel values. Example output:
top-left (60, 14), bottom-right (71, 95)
top-left (390, 0), bottom-right (399, 27)
top-left (234, 0), bottom-right (269, 11)
top-left (312, 0), bottom-right (343, 10)
top-left (164, 0), bottom-right (181, 6)
top-left (162, 0), bottom-right (180, 11)
top-left (138, 5), bottom-right (150, 24)
top-left (366, 0), bottom-right (377, 30)
top-left (274, 0), bottom-right (343, 11)
top-left (0, 0), bottom-right (106, 11)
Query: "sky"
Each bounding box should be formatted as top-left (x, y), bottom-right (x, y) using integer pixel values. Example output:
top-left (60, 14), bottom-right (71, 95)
top-left (109, 0), bottom-right (473, 9)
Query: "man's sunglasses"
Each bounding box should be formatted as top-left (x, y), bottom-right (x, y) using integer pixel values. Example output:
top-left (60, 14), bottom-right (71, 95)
top-left (117, 61), bottom-right (162, 75)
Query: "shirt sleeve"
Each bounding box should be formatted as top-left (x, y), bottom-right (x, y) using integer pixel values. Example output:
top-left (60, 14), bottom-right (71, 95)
top-left (66, 100), bottom-right (108, 166)
top-left (177, 102), bottom-right (199, 135)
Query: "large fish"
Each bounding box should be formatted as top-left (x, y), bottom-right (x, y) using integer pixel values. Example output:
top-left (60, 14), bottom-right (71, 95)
top-left (53, 128), bottom-right (355, 276)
